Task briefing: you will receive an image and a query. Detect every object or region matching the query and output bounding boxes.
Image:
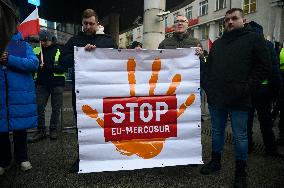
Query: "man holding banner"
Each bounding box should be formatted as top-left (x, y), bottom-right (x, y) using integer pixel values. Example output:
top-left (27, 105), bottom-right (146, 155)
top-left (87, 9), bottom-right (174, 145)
top-left (158, 14), bottom-right (204, 57)
top-left (158, 13), bottom-right (206, 119)
top-left (60, 8), bottom-right (117, 116)
top-left (59, 8), bottom-right (117, 172)
top-left (158, 14), bottom-right (204, 168)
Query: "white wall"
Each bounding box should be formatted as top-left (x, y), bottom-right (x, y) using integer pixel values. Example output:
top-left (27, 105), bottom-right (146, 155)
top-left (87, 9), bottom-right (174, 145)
top-left (132, 25), bottom-right (144, 43)
top-left (119, 33), bottom-right (128, 49)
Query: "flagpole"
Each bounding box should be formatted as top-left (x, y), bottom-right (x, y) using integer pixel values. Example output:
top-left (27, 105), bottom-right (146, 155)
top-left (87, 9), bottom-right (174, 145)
top-left (36, 6), bottom-right (44, 68)
top-left (39, 42), bottom-right (44, 68)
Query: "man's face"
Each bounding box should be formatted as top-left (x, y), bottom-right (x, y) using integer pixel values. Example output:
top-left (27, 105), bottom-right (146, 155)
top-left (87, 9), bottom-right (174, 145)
top-left (224, 11), bottom-right (246, 32)
top-left (82, 16), bottom-right (98, 35)
top-left (40, 40), bottom-right (52, 48)
top-left (174, 16), bottom-right (188, 34)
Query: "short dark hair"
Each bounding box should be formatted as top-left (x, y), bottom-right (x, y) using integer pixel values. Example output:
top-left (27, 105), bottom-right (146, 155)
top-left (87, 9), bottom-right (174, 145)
top-left (82, 9), bottom-right (98, 20)
top-left (225, 8), bottom-right (244, 18)
top-left (131, 41), bottom-right (142, 49)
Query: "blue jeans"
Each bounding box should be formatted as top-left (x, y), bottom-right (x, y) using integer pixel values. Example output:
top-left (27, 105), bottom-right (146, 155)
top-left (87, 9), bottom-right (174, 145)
top-left (209, 105), bottom-right (248, 160)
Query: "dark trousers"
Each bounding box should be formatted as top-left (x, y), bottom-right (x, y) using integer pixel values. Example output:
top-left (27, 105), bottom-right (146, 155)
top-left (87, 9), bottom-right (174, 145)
top-left (0, 130), bottom-right (28, 167)
top-left (37, 85), bottom-right (64, 130)
top-left (247, 85), bottom-right (276, 152)
top-left (279, 80), bottom-right (284, 140)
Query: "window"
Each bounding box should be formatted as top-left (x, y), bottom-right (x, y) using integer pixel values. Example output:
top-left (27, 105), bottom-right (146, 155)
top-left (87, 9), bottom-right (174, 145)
top-left (218, 20), bottom-right (224, 36)
top-left (137, 27), bottom-right (141, 38)
top-left (61, 23), bottom-right (66, 32)
top-left (200, 25), bottom-right (209, 40)
top-left (216, 0), bottom-right (226, 10)
top-left (165, 16), bottom-right (168, 27)
top-left (126, 31), bottom-right (133, 46)
top-left (243, 0), bottom-right (256, 14)
top-left (185, 7), bottom-right (192, 20)
top-left (199, 0), bottom-right (208, 16)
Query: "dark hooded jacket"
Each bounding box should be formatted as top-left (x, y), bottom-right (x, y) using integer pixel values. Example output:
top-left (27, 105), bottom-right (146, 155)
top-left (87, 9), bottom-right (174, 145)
top-left (59, 31), bottom-right (117, 82)
top-left (202, 25), bottom-right (272, 110)
top-left (248, 21), bottom-right (282, 97)
top-left (59, 31), bottom-right (117, 70)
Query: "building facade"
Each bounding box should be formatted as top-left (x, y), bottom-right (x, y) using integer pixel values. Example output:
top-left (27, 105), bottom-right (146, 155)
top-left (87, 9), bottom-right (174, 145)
top-left (39, 18), bottom-right (81, 45)
top-left (120, 0), bottom-right (284, 50)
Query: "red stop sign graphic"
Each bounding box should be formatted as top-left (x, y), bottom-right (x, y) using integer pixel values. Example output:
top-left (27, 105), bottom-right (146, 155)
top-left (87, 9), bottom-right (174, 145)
top-left (103, 95), bottom-right (177, 141)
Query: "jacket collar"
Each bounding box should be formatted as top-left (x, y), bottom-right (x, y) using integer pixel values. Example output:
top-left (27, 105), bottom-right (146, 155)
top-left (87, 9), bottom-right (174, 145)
top-left (173, 32), bottom-right (189, 41)
top-left (222, 26), bottom-right (250, 40)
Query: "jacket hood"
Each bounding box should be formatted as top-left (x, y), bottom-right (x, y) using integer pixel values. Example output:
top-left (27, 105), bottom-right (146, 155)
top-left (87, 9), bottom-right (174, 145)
top-left (78, 31), bottom-right (112, 39)
top-left (222, 26), bottom-right (251, 40)
top-left (246, 21), bottom-right (263, 34)
top-left (11, 32), bottom-right (23, 41)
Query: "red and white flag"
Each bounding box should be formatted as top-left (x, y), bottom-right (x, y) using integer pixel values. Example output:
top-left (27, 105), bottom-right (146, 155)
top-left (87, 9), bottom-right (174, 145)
top-left (208, 38), bottom-right (213, 52)
top-left (17, 7), bottom-right (40, 38)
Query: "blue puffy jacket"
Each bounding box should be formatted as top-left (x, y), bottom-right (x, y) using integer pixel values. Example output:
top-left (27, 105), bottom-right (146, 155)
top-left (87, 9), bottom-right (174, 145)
top-left (0, 32), bottom-right (39, 132)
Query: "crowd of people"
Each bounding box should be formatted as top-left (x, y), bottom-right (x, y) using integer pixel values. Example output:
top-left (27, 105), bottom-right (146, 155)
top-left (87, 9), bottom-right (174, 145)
top-left (1, 5), bottom-right (284, 188)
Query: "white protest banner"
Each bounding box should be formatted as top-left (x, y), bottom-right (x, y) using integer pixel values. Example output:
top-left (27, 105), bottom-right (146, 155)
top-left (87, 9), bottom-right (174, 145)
top-left (75, 48), bottom-right (202, 173)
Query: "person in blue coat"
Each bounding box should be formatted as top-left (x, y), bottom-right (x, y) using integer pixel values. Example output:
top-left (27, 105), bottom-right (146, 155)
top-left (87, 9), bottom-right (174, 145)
top-left (0, 31), bottom-right (39, 175)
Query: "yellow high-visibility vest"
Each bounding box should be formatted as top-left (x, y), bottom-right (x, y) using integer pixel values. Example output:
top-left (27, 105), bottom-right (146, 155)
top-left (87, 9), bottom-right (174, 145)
top-left (280, 48), bottom-right (284, 70)
top-left (33, 47), bottom-right (66, 79)
top-left (262, 79), bottom-right (268, 84)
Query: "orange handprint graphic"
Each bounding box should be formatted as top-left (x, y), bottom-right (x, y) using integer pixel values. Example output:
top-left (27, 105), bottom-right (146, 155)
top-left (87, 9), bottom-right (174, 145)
top-left (82, 58), bottom-right (195, 159)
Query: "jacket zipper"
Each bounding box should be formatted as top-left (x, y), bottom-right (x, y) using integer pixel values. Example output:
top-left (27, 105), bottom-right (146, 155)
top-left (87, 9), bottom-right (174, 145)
top-left (4, 70), bottom-right (10, 131)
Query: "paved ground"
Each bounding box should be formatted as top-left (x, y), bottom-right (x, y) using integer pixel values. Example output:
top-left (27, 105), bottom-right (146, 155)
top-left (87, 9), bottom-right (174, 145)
top-left (0, 91), bottom-right (284, 188)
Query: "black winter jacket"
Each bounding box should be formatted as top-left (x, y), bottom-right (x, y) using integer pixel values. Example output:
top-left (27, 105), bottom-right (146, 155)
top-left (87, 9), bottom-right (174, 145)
top-left (59, 32), bottom-right (117, 110)
top-left (266, 40), bottom-right (282, 97)
top-left (59, 32), bottom-right (117, 70)
top-left (36, 44), bottom-right (66, 88)
top-left (202, 26), bottom-right (272, 110)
